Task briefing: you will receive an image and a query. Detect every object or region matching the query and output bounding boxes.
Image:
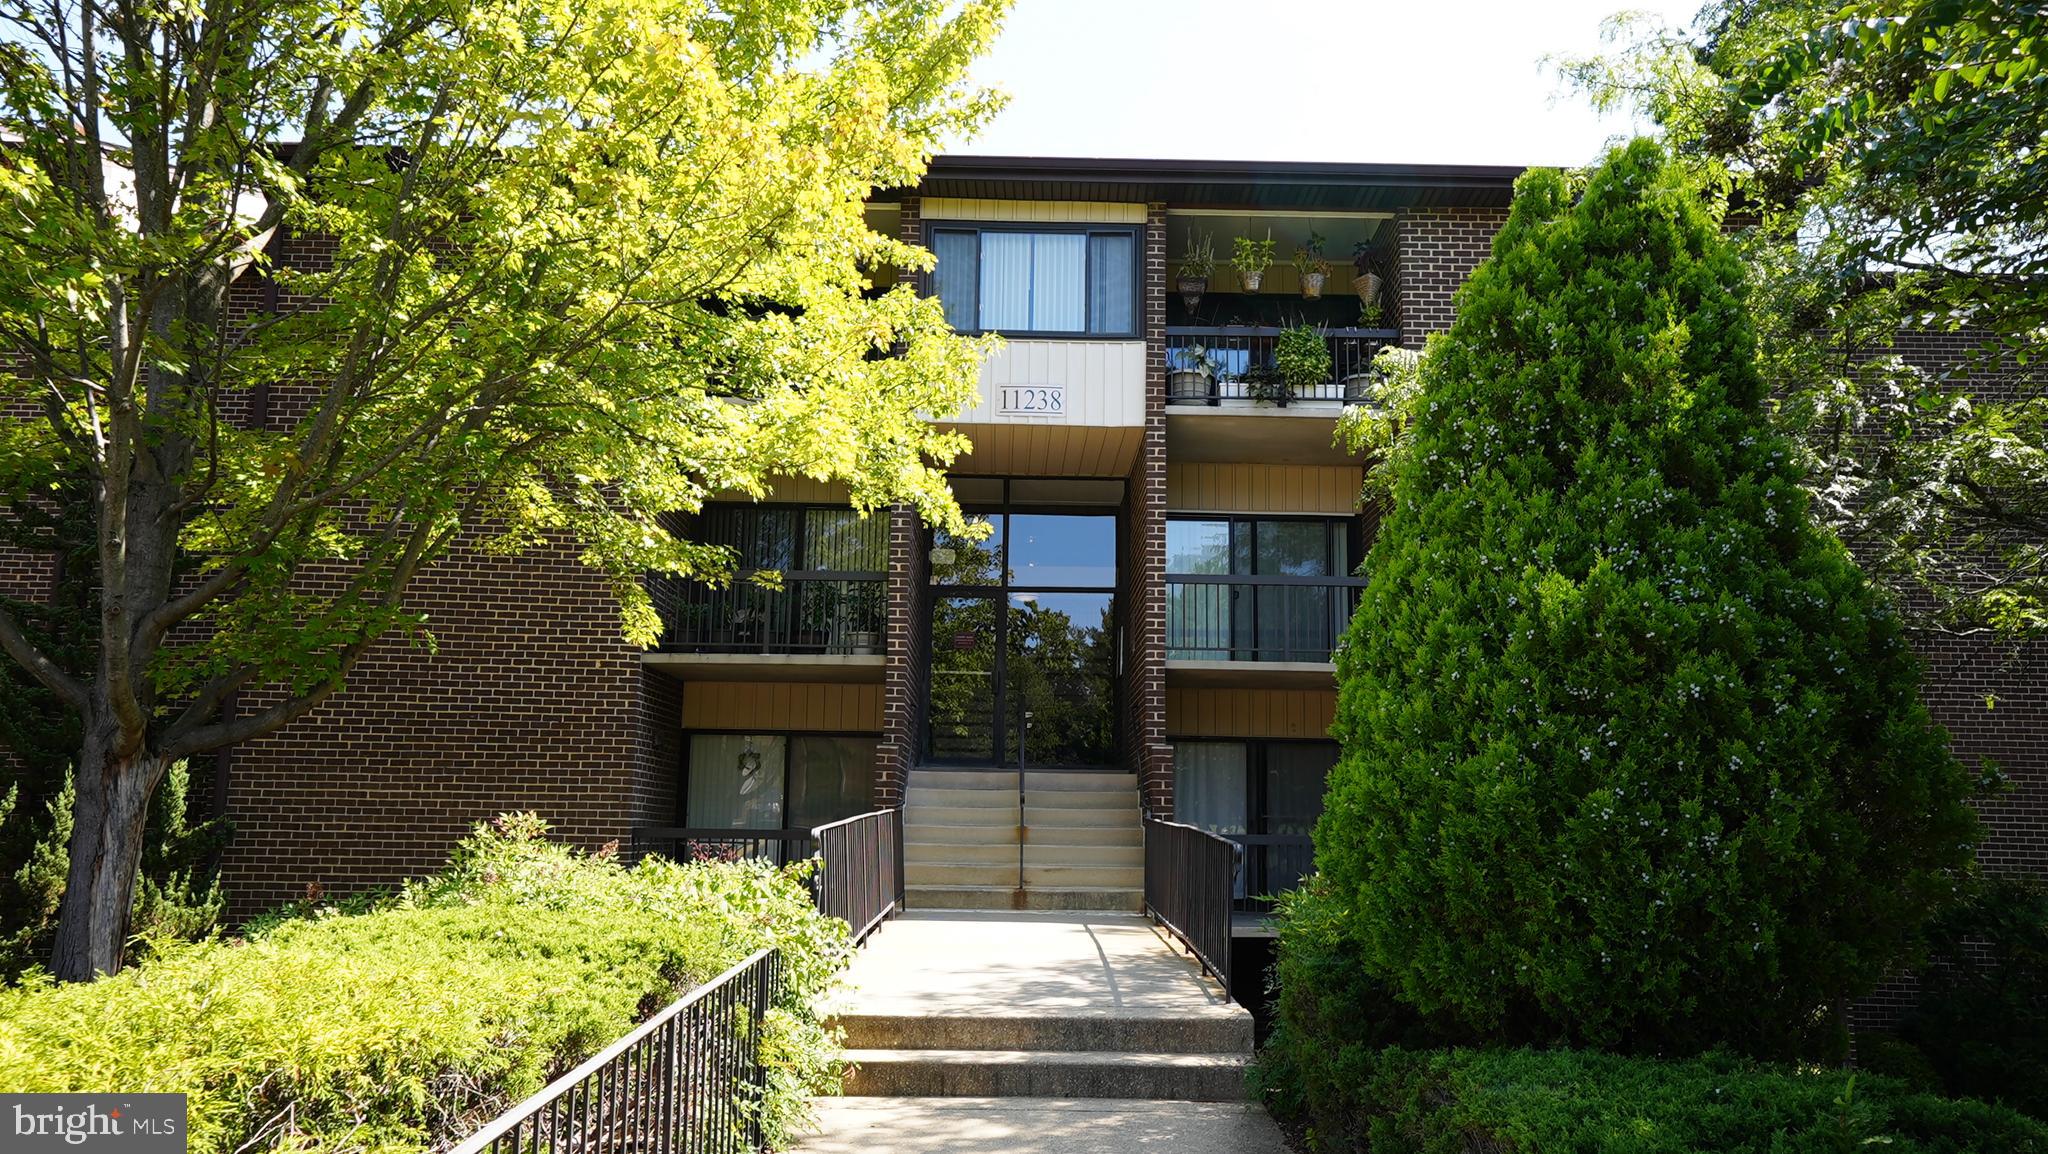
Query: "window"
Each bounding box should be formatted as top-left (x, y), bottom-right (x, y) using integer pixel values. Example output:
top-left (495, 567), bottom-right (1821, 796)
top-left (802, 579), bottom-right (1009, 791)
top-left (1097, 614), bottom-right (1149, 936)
top-left (699, 505), bottom-right (886, 574)
top-left (929, 226), bottom-right (1139, 337)
top-left (1166, 516), bottom-right (1357, 662)
top-left (685, 733), bottom-right (877, 830)
top-left (1172, 739), bottom-right (1336, 906)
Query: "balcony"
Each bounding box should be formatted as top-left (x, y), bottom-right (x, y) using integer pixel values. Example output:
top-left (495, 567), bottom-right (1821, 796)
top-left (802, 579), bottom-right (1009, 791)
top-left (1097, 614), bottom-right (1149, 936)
top-left (1164, 327), bottom-right (1396, 466)
top-left (1165, 326), bottom-right (1398, 407)
top-left (1164, 574), bottom-right (1364, 687)
top-left (645, 572), bottom-right (886, 682)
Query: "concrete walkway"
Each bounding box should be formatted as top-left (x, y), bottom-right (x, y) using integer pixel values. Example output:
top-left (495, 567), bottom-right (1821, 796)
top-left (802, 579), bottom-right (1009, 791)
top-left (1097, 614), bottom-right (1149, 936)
top-left (791, 910), bottom-right (1291, 1153)
top-left (796, 1097), bottom-right (1290, 1154)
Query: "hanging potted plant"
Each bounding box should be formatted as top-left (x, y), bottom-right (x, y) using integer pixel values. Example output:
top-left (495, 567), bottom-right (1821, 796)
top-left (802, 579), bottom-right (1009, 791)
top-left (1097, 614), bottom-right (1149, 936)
top-left (1351, 240), bottom-right (1383, 307)
top-left (1232, 230), bottom-right (1275, 294)
top-left (1168, 343), bottom-right (1219, 404)
top-left (1292, 231), bottom-right (1330, 299)
top-left (1178, 230), bottom-right (1215, 310)
top-left (1274, 322), bottom-right (1332, 404)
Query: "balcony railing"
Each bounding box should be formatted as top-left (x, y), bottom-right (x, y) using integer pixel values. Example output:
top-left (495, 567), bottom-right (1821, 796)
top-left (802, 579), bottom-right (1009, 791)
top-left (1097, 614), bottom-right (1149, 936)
top-left (1228, 833), bottom-right (1315, 913)
top-left (632, 827), bottom-right (818, 867)
top-left (1165, 326), bottom-right (1398, 406)
top-left (658, 572), bottom-right (884, 655)
top-left (1165, 575), bottom-right (1365, 664)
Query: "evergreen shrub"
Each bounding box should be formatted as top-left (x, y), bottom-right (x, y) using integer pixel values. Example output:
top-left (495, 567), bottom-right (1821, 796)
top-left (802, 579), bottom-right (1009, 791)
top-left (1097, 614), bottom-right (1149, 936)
top-left (1317, 140), bottom-right (1979, 1056)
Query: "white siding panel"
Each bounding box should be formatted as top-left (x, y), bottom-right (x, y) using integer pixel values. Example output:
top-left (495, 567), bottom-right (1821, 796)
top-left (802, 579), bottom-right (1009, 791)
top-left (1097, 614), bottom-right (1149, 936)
top-left (951, 339), bottom-right (1145, 427)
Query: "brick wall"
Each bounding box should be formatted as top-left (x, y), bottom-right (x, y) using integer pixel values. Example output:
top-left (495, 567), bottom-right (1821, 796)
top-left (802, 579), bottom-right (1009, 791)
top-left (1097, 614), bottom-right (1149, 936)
top-left (219, 539), bottom-right (651, 916)
top-left (878, 502), bottom-right (927, 808)
top-left (1125, 203), bottom-right (1172, 814)
top-left (876, 195), bottom-right (928, 807)
top-left (1390, 206), bottom-right (1508, 348)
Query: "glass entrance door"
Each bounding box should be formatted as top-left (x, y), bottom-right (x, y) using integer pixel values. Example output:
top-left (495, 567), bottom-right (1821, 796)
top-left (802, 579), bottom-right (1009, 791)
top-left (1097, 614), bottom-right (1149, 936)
top-left (925, 481), bottom-right (1120, 768)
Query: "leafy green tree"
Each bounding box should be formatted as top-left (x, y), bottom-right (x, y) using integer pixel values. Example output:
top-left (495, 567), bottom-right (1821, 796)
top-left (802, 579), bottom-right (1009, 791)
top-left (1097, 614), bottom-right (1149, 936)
top-left (1318, 141), bottom-right (1979, 1058)
top-left (1562, 1), bottom-right (2048, 639)
top-left (0, 0), bottom-right (1007, 979)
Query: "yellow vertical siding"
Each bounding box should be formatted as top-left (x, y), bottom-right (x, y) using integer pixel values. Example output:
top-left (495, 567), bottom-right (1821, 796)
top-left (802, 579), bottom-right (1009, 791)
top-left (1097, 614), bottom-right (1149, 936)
top-left (921, 198), bottom-right (1148, 224)
top-left (1165, 688), bottom-right (1337, 739)
top-left (1165, 464), bottom-right (1363, 513)
top-left (680, 682), bottom-right (883, 732)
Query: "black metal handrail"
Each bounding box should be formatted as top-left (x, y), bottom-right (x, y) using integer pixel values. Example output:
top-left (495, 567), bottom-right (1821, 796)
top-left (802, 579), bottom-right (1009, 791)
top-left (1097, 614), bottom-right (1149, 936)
top-left (658, 571), bottom-right (884, 655)
top-left (1165, 326), bottom-right (1397, 406)
top-left (633, 827), bottom-right (818, 868)
top-left (1165, 574), bottom-right (1365, 663)
top-left (1143, 814), bottom-right (1239, 997)
top-left (811, 808), bottom-right (904, 945)
top-left (452, 947), bottom-right (782, 1154)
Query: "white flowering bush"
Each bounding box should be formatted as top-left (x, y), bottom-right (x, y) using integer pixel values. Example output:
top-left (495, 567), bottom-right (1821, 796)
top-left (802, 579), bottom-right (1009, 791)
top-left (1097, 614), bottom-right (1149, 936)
top-left (1313, 140), bottom-right (1979, 1058)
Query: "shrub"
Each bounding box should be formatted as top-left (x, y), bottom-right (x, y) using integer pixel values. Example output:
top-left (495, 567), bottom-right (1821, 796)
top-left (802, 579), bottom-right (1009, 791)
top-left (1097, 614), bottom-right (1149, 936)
top-left (1274, 1045), bottom-right (2048, 1154)
top-left (0, 814), bottom-right (848, 1153)
top-left (1896, 877), bottom-right (2048, 1118)
top-left (1319, 139), bottom-right (1979, 1057)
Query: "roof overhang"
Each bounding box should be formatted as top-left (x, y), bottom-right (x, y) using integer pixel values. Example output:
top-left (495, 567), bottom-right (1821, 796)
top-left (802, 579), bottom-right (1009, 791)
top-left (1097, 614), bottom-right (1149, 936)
top-left (880, 154), bottom-right (1525, 212)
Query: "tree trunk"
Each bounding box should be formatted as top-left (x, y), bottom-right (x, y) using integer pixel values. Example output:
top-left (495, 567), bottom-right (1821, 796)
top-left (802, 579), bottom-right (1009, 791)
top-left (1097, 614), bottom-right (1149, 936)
top-left (49, 728), bottom-right (169, 981)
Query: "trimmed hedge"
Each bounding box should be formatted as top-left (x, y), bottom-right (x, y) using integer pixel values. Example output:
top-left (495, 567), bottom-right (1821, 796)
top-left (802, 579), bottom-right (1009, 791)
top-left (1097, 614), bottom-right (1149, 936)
top-left (0, 814), bottom-right (848, 1153)
top-left (1273, 1045), bottom-right (2048, 1154)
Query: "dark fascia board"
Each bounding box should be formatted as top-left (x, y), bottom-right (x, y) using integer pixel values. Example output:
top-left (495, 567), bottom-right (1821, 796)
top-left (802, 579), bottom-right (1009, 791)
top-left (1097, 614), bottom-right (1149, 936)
top-left (875, 153), bottom-right (1528, 211)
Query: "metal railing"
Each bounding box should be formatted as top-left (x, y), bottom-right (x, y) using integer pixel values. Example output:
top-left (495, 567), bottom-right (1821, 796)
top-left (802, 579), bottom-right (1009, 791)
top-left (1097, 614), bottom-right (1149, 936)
top-left (1165, 575), bottom-right (1365, 663)
top-left (452, 947), bottom-right (782, 1154)
top-left (658, 572), bottom-right (884, 655)
top-left (1165, 326), bottom-right (1397, 406)
top-left (632, 828), bottom-right (817, 867)
top-left (1228, 833), bottom-right (1316, 913)
top-left (811, 808), bottom-right (904, 945)
top-left (1143, 814), bottom-right (1240, 997)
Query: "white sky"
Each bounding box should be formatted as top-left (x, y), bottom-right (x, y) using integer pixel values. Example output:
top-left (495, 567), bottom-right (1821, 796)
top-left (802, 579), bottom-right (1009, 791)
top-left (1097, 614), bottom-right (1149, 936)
top-left (946, 0), bottom-right (1704, 168)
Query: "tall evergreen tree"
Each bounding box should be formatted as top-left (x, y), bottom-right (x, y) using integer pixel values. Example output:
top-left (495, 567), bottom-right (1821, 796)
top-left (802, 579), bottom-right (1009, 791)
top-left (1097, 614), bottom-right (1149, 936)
top-left (1317, 140), bottom-right (1979, 1057)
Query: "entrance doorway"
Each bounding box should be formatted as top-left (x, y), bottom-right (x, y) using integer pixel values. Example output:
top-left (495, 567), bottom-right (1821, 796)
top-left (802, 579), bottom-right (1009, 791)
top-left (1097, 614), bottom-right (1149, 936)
top-left (924, 479), bottom-right (1121, 769)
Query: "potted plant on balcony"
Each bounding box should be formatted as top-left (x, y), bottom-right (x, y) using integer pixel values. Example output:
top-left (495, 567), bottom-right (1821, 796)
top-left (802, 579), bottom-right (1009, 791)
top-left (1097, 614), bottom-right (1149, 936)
top-left (1351, 240), bottom-right (1383, 307)
top-left (1340, 333), bottom-right (1380, 402)
top-left (1292, 231), bottom-right (1330, 299)
top-left (1232, 230), bottom-right (1275, 294)
top-left (1168, 343), bottom-right (1219, 404)
top-left (842, 581), bottom-right (884, 655)
top-left (1178, 230), bottom-right (1215, 310)
top-left (1274, 322), bottom-right (1332, 404)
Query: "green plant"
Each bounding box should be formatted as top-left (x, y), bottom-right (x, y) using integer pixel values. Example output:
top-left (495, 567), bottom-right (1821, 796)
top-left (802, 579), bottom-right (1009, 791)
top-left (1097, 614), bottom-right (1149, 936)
top-left (1258, 1041), bottom-right (2048, 1154)
top-left (1897, 878), bottom-right (2048, 1118)
top-left (1274, 324), bottom-right (1332, 396)
top-left (1318, 140), bottom-right (1979, 1059)
top-left (1350, 240), bottom-right (1379, 277)
top-left (1357, 297), bottom-right (1385, 328)
top-left (1232, 231), bottom-right (1276, 280)
top-left (1171, 344), bottom-right (1219, 377)
top-left (0, 0), bottom-right (1002, 981)
top-left (1291, 230), bottom-right (1330, 278)
top-left (0, 814), bottom-right (849, 1153)
top-left (1179, 230), bottom-right (1216, 280)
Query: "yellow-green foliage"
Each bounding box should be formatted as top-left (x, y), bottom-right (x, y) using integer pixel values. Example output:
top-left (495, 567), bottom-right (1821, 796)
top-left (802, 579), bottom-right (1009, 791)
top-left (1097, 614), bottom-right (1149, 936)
top-left (0, 814), bottom-right (848, 1153)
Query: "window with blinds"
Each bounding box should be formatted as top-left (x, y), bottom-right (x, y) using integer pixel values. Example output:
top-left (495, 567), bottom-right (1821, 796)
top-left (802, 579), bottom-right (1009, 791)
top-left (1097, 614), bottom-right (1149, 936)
top-left (929, 226), bottom-right (1139, 337)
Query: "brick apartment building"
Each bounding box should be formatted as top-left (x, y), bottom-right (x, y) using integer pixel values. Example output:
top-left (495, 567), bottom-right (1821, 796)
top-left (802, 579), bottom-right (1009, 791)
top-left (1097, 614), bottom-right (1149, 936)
top-left (17, 156), bottom-right (2039, 945)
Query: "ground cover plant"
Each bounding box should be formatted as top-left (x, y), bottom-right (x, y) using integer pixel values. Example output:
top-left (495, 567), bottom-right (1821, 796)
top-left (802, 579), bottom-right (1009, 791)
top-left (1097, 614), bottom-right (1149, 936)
top-left (0, 814), bottom-right (847, 1153)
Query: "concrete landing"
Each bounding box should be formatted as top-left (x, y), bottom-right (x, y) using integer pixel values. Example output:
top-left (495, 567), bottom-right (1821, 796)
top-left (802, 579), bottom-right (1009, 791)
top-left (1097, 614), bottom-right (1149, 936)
top-left (794, 1097), bottom-right (1291, 1154)
top-left (831, 910), bottom-right (1242, 1024)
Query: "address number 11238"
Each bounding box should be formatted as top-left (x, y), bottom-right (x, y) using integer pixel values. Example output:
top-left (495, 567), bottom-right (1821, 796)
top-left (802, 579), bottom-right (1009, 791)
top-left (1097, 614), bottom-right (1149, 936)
top-left (996, 385), bottom-right (1065, 416)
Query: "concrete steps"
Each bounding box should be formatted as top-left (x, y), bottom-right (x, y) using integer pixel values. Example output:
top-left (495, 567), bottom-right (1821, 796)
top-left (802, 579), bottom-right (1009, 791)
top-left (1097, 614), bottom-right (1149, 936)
top-left (902, 767), bottom-right (1143, 914)
top-left (840, 1048), bottom-right (1248, 1101)
top-left (830, 913), bottom-right (1254, 1104)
